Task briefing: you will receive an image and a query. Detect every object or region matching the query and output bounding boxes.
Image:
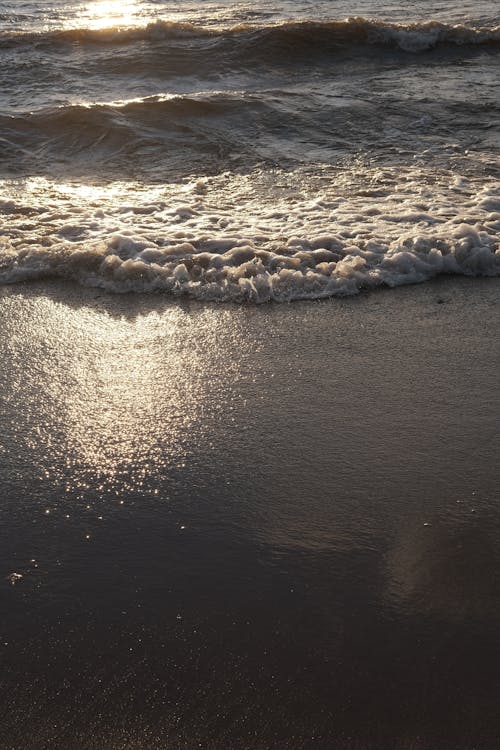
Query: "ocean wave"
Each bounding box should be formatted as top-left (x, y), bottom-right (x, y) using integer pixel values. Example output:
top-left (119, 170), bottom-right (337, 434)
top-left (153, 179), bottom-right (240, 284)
top-left (3, 89), bottom-right (499, 181)
top-left (1, 168), bottom-right (499, 303)
top-left (2, 18), bottom-right (500, 54)
top-left (2, 224), bottom-right (498, 303)
top-left (1, 92), bottom-right (263, 129)
top-left (0, 93), bottom-right (277, 176)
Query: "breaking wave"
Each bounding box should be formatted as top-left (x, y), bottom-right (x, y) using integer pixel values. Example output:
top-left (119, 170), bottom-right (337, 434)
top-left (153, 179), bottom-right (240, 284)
top-left (1, 168), bottom-right (499, 303)
top-left (2, 17), bottom-right (500, 54)
top-left (1, 229), bottom-right (498, 303)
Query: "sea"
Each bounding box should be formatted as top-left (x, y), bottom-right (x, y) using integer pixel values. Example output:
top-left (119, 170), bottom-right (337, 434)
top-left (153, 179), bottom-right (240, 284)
top-left (0, 0), bottom-right (499, 301)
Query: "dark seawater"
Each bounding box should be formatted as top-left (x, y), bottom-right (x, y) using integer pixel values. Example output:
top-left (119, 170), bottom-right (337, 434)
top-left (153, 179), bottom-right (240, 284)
top-left (0, 0), bottom-right (499, 300)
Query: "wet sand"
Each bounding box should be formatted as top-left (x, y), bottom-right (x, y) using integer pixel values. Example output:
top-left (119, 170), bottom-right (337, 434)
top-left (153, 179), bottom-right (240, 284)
top-left (0, 277), bottom-right (499, 749)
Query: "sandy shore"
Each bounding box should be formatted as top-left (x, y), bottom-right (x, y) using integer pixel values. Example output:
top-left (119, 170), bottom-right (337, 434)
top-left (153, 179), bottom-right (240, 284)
top-left (0, 277), bottom-right (499, 749)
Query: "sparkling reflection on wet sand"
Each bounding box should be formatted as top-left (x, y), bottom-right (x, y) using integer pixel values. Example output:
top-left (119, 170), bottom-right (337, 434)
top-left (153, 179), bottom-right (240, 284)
top-left (0, 278), bottom-right (499, 749)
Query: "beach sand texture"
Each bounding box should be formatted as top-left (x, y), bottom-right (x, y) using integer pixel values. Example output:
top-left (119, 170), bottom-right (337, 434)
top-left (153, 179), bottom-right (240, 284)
top-left (0, 278), bottom-right (499, 748)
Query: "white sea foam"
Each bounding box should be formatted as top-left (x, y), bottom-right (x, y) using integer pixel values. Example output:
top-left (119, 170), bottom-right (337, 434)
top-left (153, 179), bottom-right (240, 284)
top-left (0, 166), bottom-right (498, 302)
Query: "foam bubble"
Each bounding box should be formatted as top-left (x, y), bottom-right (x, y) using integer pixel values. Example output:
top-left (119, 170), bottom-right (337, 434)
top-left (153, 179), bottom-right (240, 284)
top-left (0, 167), bottom-right (498, 303)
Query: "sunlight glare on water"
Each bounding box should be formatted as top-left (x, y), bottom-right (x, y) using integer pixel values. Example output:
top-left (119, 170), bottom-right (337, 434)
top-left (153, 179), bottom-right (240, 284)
top-left (69, 0), bottom-right (236, 29)
top-left (1, 291), bottom-right (238, 498)
top-left (76, 0), bottom-right (144, 28)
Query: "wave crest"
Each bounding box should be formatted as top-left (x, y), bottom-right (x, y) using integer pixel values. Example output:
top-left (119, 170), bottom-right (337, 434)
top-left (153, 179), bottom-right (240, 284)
top-left (2, 18), bottom-right (500, 53)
